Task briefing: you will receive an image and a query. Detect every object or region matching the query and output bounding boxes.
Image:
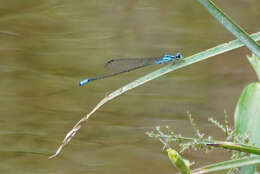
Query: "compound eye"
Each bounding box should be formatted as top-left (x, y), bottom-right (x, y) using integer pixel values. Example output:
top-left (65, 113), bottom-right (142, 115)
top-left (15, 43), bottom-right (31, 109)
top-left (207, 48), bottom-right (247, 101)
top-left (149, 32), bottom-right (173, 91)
top-left (176, 53), bottom-right (183, 59)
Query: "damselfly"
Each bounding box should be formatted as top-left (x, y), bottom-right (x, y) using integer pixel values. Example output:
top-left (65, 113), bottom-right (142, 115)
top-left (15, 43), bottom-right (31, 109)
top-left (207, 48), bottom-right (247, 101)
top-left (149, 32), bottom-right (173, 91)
top-left (79, 52), bottom-right (183, 86)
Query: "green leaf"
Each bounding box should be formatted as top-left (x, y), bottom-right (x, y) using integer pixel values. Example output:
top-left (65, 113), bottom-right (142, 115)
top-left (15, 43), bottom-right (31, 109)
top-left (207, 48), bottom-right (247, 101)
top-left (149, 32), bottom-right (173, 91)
top-left (196, 0), bottom-right (260, 58)
top-left (167, 148), bottom-right (191, 174)
top-left (235, 82), bottom-right (260, 174)
top-left (247, 54), bottom-right (260, 81)
top-left (191, 156), bottom-right (260, 174)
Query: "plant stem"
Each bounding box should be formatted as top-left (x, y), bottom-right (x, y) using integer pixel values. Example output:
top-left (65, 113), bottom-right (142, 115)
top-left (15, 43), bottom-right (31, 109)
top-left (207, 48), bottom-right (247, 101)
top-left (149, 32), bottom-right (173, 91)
top-left (197, 0), bottom-right (260, 58)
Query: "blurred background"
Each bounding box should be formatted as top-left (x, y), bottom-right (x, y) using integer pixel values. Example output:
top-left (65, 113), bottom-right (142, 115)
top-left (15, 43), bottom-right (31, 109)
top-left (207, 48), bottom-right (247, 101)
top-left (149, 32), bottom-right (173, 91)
top-left (0, 0), bottom-right (260, 173)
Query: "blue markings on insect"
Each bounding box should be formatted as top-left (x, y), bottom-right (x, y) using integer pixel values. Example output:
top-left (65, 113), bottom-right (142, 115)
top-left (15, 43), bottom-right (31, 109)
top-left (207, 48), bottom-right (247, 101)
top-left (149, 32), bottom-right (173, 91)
top-left (155, 53), bottom-right (182, 64)
top-left (79, 79), bottom-right (89, 86)
top-left (79, 52), bottom-right (183, 87)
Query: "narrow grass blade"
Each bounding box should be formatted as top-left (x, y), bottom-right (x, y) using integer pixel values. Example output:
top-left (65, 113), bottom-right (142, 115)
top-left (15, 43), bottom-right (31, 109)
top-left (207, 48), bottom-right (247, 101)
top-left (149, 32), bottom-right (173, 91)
top-left (191, 156), bottom-right (260, 174)
top-left (196, 0), bottom-right (260, 57)
top-left (49, 31), bottom-right (260, 159)
top-left (207, 141), bottom-right (260, 155)
top-left (247, 54), bottom-right (260, 81)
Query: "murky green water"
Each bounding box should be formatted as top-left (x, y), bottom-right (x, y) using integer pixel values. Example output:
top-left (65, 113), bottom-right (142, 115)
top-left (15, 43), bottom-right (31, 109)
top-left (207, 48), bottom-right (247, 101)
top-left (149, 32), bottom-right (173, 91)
top-left (1, 0), bottom-right (260, 173)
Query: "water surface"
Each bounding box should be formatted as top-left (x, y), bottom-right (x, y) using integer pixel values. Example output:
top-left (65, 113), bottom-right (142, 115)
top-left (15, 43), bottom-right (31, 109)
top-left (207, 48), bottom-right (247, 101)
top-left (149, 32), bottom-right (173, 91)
top-left (1, 0), bottom-right (260, 173)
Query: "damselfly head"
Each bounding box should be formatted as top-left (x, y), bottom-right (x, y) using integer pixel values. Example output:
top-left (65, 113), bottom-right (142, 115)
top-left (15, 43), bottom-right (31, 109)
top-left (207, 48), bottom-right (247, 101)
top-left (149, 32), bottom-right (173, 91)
top-left (175, 52), bottom-right (183, 59)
